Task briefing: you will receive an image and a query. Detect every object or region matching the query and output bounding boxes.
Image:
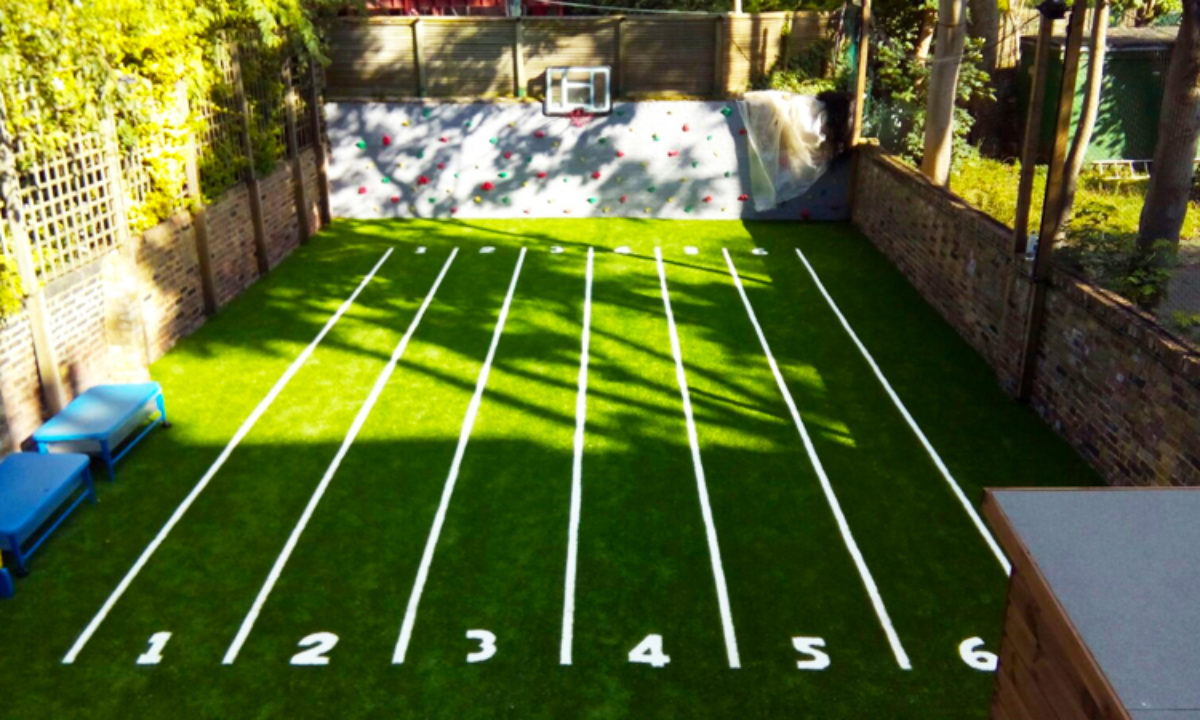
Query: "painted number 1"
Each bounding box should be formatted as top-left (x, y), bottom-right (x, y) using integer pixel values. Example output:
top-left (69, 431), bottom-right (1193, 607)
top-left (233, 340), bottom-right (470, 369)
top-left (628, 634), bottom-right (670, 668)
top-left (291, 632), bottom-right (339, 666)
top-left (136, 632), bottom-right (172, 666)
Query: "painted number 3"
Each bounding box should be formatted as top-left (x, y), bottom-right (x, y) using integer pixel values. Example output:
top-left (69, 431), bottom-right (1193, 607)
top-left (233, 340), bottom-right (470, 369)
top-left (466, 630), bottom-right (497, 663)
top-left (291, 632), bottom-right (339, 666)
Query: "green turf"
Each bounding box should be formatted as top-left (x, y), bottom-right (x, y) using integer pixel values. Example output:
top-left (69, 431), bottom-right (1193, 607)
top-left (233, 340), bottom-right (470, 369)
top-left (0, 218), bottom-right (1099, 718)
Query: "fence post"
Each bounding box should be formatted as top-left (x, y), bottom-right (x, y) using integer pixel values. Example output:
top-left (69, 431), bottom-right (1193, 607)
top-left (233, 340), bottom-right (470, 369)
top-left (308, 57), bottom-right (332, 227)
top-left (713, 16), bottom-right (726, 98)
top-left (0, 114), bottom-right (67, 415)
top-left (413, 19), bottom-right (428, 98)
top-left (513, 19), bottom-right (527, 99)
top-left (178, 82), bottom-right (218, 315)
top-left (100, 116), bottom-right (133, 250)
top-left (615, 16), bottom-right (626, 98)
top-left (282, 57), bottom-right (313, 244)
top-left (851, 0), bottom-right (872, 145)
top-left (230, 42), bottom-right (271, 276)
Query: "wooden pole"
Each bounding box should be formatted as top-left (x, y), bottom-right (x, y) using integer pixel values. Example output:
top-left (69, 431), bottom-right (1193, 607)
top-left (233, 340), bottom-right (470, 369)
top-left (713, 16), bottom-right (726, 98)
top-left (230, 42), bottom-right (270, 276)
top-left (851, 0), bottom-right (872, 145)
top-left (308, 57), bottom-right (332, 227)
top-left (178, 82), bottom-right (218, 315)
top-left (282, 57), bottom-right (312, 244)
top-left (0, 101), bottom-right (67, 414)
top-left (413, 19), bottom-right (428, 98)
top-left (513, 19), bottom-right (527, 99)
top-left (1017, 0), bottom-right (1088, 403)
top-left (615, 17), bottom-right (626, 99)
top-left (1013, 11), bottom-right (1054, 254)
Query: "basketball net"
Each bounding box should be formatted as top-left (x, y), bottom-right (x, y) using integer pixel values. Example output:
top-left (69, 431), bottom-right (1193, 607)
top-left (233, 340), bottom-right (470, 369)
top-left (568, 107), bottom-right (594, 128)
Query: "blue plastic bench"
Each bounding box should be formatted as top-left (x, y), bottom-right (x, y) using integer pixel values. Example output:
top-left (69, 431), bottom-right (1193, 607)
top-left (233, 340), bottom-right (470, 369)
top-left (0, 453), bottom-right (96, 577)
top-left (32, 382), bottom-right (167, 480)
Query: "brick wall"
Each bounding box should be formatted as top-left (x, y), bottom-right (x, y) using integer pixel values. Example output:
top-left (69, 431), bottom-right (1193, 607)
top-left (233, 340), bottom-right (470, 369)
top-left (260, 162), bottom-right (301, 269)
top-left (0, 148), bottom-right (327, 451)
top-left (204, 183), bottom-right (261, 308)
top-left (852, 147), bottom-right (1200, 487)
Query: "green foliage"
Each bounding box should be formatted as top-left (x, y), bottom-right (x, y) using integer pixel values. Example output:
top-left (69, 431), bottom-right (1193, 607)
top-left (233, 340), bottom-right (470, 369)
top-left (869, 33), bottom-right (993, 163)
top-left (1061, 201), bottom-right (1176, 306)
top-left (761, 36), bottom-right (855, 95)
top-left (1171, 310), bottom-right (1200, 342)
top-left (0, 255), bottom-right (23, 319)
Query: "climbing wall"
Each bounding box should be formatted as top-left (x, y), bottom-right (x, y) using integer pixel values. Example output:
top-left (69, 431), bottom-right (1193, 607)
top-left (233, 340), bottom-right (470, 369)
top-left (326, 101), bottom-right (850, 221)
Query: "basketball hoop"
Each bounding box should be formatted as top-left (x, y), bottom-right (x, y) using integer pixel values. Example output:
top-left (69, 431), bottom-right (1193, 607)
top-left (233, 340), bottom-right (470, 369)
top-left (568, 107), bottom-right (594, 127)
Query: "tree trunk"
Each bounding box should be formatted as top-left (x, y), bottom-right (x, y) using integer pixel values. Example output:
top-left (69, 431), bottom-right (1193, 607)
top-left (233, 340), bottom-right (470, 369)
top-left (915, 7), bottom-right (938, 62)
top-left (1139, 0), bottom-right (1200, 254)
top-left (968, 0), bottom-right (1000, 73)
top-left (1057, 0), bottom-right (1109, 237)
top-left (921, 0), bottom-right (968, 185)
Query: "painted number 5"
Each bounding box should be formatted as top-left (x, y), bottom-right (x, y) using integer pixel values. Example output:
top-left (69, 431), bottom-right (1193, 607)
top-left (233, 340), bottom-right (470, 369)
top-left (958, 637), bottom-right (998, 672)
top-left (792, 636), bottom-right (831, 671)
top-left (466, 630), bottom-right (497, 663)
top-left (291, 632), bottom-right (339, 666)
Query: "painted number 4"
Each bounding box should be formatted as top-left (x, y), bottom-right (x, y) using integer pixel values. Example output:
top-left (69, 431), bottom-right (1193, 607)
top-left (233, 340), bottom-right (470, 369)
top-left (628, 634), bottom-right (670, 668)
top-left (291, 632), bottom-right (339, 666)
top-left (959, 637), bottom-right (998, 672)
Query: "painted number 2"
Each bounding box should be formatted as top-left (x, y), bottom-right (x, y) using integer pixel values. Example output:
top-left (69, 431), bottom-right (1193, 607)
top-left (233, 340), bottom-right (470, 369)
top-left (792, 636), bottom-right (831, 671)
top-left (136, 632), bottom-right (172, 666)
top-left (628, 634), bottom-right (670, 668)
top-left (466, 630), bottom-right (497, 663)
top-left (291, 632), bottom-right (339, 666)
top-left (958, 637), bottom-right (998, 672)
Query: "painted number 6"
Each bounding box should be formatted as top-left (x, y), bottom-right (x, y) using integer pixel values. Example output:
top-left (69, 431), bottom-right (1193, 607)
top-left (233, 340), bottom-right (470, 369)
top-left (958, 637), bottom-right (998, 672)
top-left (291, 632), bottom-right (339, 666)
top-left (466, 629), bottom-right (497, 663)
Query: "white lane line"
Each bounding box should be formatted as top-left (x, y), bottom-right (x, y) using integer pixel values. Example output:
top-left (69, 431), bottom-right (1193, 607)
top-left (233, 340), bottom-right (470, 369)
top-left (222, 248), bottom-right (459, 665)
top-left (392, 248), bottom-right (528, 665)
top-left (559, 247), bottom-right (594, 666)
top-left (62, 248), bottom-right (395, 665)
top-left (655, 247), bottom-right (742, 670)
top-left (793, 248), bottom-right (1012, 575)
top-left (723, 249), bottom-right (912, 671)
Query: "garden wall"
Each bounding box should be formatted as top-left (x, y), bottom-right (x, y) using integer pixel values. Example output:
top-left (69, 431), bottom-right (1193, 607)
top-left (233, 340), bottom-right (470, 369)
top-left (327, 100), bottom-right (852, 221)
top-left (0, 147), bottom-right (326, 452)
top-left (852, 147), bottom-right (1200, 487)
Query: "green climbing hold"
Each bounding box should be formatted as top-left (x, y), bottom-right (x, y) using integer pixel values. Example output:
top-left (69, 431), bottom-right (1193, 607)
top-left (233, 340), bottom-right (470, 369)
top-left (615, 109), bottom-right (625, 116)
top-left (652, 134), bottom-right (660, 141)
top-left (489, 137), bottom-right (498, 144)
top-left (382, 177), bottom-right (391, 183)
top-left (464, 120), bottom-right (472, 127)
top-left (587, 197), bottom-right (597, 204)
top-left (724, 171), bottom-right (732, 177)
top-left (454, 172), bottom-right (460, 178)
top-left (720, 106), bottom-right (732, 117)
top-left (685, 206), bottom-right (693, 213)
top-left (502, 197), bottom-right (511, 204)
top-left (526, 156), bottom-right (533, 163)
top-left (355, 140), bottom-right (366, 149)
top-left (598, 138), bottom-right (607, 144)
top-left (691, 162), bottom-right (698, 168)
top-left (499, 172), bottom-right (508, 178)
top-left (647, 185), bottom-right (656, 192)
top-left (428, 198), bottom-right (435, 203)
top-left (563, 178), bottom-right (569, 183)
top-left (417, 150), bottom-right (425, 158)
top-left (707, 135), bottom-right (713, 141)
top-left (422, 108), bottom-right (432, 117)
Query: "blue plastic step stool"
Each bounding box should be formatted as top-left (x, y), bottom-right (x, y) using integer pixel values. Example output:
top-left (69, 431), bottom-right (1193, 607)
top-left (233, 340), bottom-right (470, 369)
top-left (32, 382), bottom-right (167, 480)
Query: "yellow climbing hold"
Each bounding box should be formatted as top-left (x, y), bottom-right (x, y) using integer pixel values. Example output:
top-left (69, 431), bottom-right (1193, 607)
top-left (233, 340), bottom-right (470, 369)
top-left (603, 206), bottom-right (611, 213)
top-left (402, 120), bottom-right (410, 127)
top-left (474, 196), bottom-right (482, 203)
top-left (644, 207), bottom-right (651, 213)
top-left (523, 181), bottom-right (529, 187)
top-left (667, 196), bottom-right (675, 203)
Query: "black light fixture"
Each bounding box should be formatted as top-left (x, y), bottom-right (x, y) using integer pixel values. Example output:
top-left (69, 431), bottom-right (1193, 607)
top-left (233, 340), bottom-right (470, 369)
top-left (1036, 0), bottom-right (1069, 20)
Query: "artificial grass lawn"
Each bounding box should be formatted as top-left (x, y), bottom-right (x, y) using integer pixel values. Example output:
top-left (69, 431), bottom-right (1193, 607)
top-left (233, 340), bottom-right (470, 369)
top-left (0, 218), bottom-right (1098, 719)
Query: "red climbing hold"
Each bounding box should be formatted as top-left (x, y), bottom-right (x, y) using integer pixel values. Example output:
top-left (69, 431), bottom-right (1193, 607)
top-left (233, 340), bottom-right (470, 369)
top-left (390, 195), bottom-right (401, 204)
top-left (563, 209), bottom-right (572, 215)
top-left (738, 194), bottom-right (749, 201)
top-left (439, 136), bottom-right (448, 143)
top-left (451, 207), bottom-right (458, 215)
top-left (537, 171), bottom-right (548, 179)
top-left (358, 186), bottom-right (367, 194)
top-left (739, 128), bottom-right (748, 135)
top-left (417, 175), bottom-right (430, 185)
top-left (682, 124), bottom-right (690, 132)
top-left (523, 209), bottom-right (531, 214)
top-left (616, 150), bottom-right (625, 158)
top-left (592, 171), bottom-right (601, 179)
top-left (504, 151), bottom-right (513, 159)
top-left (619, 195), bottom-right (627, 203)
top-left (668, 150), bottom-right (680, 157)
top-left (535, 130), bottom-right (546, 139)
top-left (437, 162), bottom-right (446, 170)
top-left (481, 181), bottom-right (495, 191)
top-left (383, 135), bottom-right (392, 146)
top-left (703, 195), bottom-right (713, 203)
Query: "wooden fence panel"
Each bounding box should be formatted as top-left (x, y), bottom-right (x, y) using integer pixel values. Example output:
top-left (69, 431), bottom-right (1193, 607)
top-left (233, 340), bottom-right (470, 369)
top-left (327, 21), bottom-right (418, 97)
top-left (523, 18), bottom-right (618, 98)
top-left (423, 19), bottom-right (515, 97)
top-left (621, 18), bottom-right (717, 96)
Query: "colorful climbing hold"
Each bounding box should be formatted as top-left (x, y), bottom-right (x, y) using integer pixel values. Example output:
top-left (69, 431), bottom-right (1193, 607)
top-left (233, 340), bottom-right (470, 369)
top-left (357, 186), bottom-right (367, 194)
top-left (489, 137), bottom-right (498, 144)
top-left (667, 196), bottom-right (675, 203)
top-left (355, 141), bottom-right (366, 150)
top-left (592, 171), bottom-right (601, 179)
top-left (615, 109), bottom-right (625, 116)
top-left (474, 196), bottom-right (482, 204)
top-left (503, 151), bottom-right (513, 159)
top-left (382, 177), bottom-right (391, 184)
top-left (724, 171), bottom-right (732, 177)
top-left (417, 150), bottom-right (425, 158)
top-left (418, 175), bottom-right (430, 185)
top-left (703, 195), bottom-right (713, 203)
top-left (422, 108), bottom-right (432, 117)
top-left (682, 124), bottom-right (690, 132)
top-left (439, 136), bottom-right (448, 143)
top-left (537, 171), bottom-right (548, 178)
top-left (451, 207), bottom-right (458, 214)
top-left (739, 128), bottom-right (748, 135)
top-left (535, 130), bottom-right (546, 138)
top-left (391, 195), bottom-right (401, 204)
top-left (383, 135), bottom-right (392, 146)
top-left (598, 138), bottom-right (608, 144)
top-left (428, 198), bottom-right (436, 203)
top-left (738, 194), bottom-right (749, 201)
top-left (620, 195), bottom-right (628, 203)
top-left (691, 161), bottom-right (698, 168)
top-left (502, 197), bottom-right (511, 204)
top-left (685, 206), bottom-right (693, 213)
top-left (402, 120), bottom-right (410, 127)
top-left (668, 150), bottom-right (679, 157)
top-left (721, 106), bottom-right (733, 117)
top-left (616, 150), bottom-right (625, 158)
top-left (707, 135), bottom-right (713, 141)
top-left (523, 209), bottom-right (531, 214)
top-left (587, 197), bottom-right (597, 204)
top-left (652, 134), bottom-right (660, 141)
top-left (647, 185), bottom-right (656, 192)
top-left (481, 181), bottom-right (495, 191)
top-left (437, 162), bottom-right (446, 170)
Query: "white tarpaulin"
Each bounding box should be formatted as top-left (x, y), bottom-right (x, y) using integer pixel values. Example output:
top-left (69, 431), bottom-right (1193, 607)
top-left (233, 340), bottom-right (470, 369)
top-left (736, 91), bottom-right (831, 212)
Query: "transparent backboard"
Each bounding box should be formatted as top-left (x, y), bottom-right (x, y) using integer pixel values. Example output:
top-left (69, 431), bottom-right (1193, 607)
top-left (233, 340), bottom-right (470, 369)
top-left (544, 67), bottom-right (612, 116)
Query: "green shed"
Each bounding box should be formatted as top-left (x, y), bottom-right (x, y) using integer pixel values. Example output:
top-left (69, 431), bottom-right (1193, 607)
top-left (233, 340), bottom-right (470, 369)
top-left (1018, 26), bottom-right (1181, 165)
